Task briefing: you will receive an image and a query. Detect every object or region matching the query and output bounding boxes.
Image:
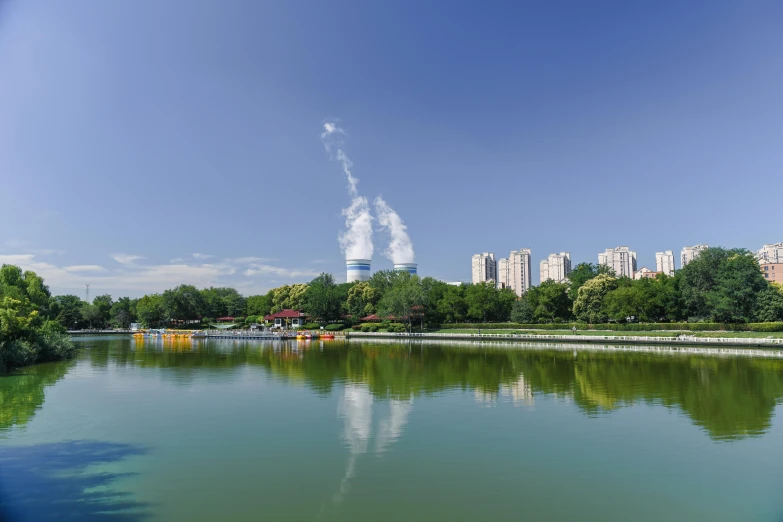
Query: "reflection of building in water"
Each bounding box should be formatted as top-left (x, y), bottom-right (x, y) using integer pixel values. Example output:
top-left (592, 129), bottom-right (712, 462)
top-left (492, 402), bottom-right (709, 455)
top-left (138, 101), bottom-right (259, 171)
top-left (473, 374), bottom-right (535, 408)
top-left (334, 385), bottom-right (412, 504)
top-left (473, 388), bottom-right (498, 407)
top-left (501, 375), bottom-right (535, 408)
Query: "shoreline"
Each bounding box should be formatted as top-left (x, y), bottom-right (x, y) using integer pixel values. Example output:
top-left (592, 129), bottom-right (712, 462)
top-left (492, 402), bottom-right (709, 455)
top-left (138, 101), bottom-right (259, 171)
top-left (346, 331), bottom-right (783, 349)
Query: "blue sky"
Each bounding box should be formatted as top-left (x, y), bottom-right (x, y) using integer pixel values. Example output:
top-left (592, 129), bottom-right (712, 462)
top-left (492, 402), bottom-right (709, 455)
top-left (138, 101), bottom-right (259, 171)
top-left (1, 1), bottom-right (782, 298)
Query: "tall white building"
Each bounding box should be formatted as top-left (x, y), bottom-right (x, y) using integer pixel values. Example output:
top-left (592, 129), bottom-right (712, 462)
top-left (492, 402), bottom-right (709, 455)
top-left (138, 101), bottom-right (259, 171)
top-left (681, 244), bottom-right (708, 267)
top-left (757, 242), bottom-right (783, 264)
top-left (471, 252), bottom-right (497, 284)
top-left (655, 250), bottom-right (675, 276)
top-left (598, 246), bottom-right (637, 278)
top-left (540, 252), bottom-right (571, 283)
top-left (498, 249), bottom-right (532, 297)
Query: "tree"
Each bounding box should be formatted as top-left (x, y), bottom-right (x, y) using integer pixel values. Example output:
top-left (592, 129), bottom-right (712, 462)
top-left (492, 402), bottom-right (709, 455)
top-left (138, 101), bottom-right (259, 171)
top-left (51, 295), bottom-right (87, 330)
top-left (110, 297), bottom-right (137, 328)
top-left (755, 286), bottom-right (783, 322)
top-left (437, 285), bottom-right (468, 323)
top-left (91, 294), bottom-right (114, 328)
top-left (568, 263), bottom-right (613, 302)
top-left (246, 293), bottom-right (273, 317)
top-left (511, 293), bottom-right (535, 323)
top-left (162, 285), bottom-right (205, 322)
top-left (533, 281), bottom-right (572, 323)
top-left (305, 273), bottom-right (341, 323)
top-left (346, 282), bottom-right (378, 320)
top-left (377, 274), bottom-right (424, 331)
top-left (136, 294), bottom-right (164, 327)
top-left (680, 248), bottom-right (767, 322)
top-left (573, 274), bottom-right (618, 323)
top-left (465, 282), bottom-right (499, 323)
top-left (602, 285), bottom-right (644, 323)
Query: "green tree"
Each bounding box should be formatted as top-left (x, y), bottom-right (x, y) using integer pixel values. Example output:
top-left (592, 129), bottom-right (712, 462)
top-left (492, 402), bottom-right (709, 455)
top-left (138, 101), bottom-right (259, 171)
top-left (346, 282), bottom-right (378, 320)
top-left (568, 263), bottom-right (613, 302)
top-left (573, 273), bottom-right (618, 323)
top-left (51, 295), bottom-right (87, 330)
top-left (109, 297), bottom-right (137, 328)
top-left (437, 285), bottom-right (468, 323)
top-left (91, 294), bottom-right (114, 328)
top-left (304, 273), bottom-right (341, 323)
top-left (377, 274), bottom-right (424, 331)
top-left (533, 281), bottom-right (572, 323)
top-left (679, 247), bottom-right (767, 322)
top-left (136, 294), bottom-right (164, 327)
top-left (754, 286), bottom-right (783, 322)
top-left (511, 292), bottom-right (536, 323)
top-left (246, 293), bottom-right (273, 317)
top-left (465, 282), bottom-right (499, 323)
top-left (162, 285), bottom-right (205, 322)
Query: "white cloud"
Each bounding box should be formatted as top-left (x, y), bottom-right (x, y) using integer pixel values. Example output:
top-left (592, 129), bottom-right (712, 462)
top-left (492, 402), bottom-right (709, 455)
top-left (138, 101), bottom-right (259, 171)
top-left (63, 265), bottom-right (107, 272)
top-left (244, 263), bottom-right (320, 279)
top-left (0, 253), bottom-right (319, 297)
top-left (192, 253), bottom-right (213, 259)
top-left (111, 253), bottom-right (145, 265)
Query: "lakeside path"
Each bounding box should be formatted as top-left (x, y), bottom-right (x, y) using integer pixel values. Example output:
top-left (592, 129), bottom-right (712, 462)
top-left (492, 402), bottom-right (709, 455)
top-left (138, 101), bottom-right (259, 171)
top-left (347, 331), bottom-right (783, 350)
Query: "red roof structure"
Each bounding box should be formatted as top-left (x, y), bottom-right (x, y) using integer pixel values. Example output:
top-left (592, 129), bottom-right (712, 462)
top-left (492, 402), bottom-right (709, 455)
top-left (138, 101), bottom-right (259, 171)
top-left (263, 309), bottom-right (307, 321)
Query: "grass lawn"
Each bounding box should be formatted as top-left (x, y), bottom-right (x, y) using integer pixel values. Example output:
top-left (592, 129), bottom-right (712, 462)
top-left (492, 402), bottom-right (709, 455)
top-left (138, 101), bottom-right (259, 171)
top-left (427, 329), bottom-right (783, 339)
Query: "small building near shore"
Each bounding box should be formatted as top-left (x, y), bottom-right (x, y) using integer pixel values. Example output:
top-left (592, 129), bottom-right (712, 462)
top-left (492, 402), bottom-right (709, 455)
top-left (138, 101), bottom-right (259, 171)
top-left (263, 309), bottom-right (307, 329)
top-left (634, 267), bottom-right (662, 280)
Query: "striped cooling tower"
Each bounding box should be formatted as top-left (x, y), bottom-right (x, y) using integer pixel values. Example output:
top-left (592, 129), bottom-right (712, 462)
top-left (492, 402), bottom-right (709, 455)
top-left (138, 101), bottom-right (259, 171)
top-left (346, 259), bottom-right (371, 282)
top-left (393, 263), bottom-right (417, 275)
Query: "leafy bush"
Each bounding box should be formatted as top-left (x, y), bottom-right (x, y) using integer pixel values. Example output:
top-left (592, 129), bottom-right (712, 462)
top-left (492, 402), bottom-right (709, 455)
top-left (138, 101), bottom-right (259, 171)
top-left (0, 339), bottom-right (37, 371)
top-left (393, 324), bottom-right (406, 333)
top-left (325, 323), bottom-right (346, 331)
top-left (301, 322), bottom-right (322, 329)
top-left (360, 323), bottom-right (379, 332)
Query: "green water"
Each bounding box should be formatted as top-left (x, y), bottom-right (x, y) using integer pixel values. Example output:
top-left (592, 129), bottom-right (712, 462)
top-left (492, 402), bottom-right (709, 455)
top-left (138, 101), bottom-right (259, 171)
top-left (1, 337), bottom-right (782, 521)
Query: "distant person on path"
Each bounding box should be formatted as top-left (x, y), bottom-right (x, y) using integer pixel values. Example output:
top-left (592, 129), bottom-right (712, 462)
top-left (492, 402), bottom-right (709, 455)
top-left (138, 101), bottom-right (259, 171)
top-left (572, 326), bottom-right (577, 334)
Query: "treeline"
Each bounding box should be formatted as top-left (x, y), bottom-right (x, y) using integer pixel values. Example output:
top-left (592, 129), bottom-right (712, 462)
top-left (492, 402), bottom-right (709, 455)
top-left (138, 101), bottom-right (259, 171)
top-left (514, 247), bottom-right (782, 324)
top-left (10, 247), bottom-right (782, 336)
top-left (0, 265), bottom-right (75, 371)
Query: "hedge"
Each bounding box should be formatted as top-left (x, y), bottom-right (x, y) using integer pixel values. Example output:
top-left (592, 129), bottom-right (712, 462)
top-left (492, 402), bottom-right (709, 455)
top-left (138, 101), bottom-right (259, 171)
top-left (435, 322), bottom-right (783, 332)
top-left (324, 323), bottom-right (346, 331)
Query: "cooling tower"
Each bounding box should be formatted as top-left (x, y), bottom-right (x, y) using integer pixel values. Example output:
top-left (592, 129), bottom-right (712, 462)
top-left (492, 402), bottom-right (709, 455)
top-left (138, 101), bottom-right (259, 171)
top-left (393, 263), bottom-right (417, 275)
top-left (347, 259), bottom-right (371, 282)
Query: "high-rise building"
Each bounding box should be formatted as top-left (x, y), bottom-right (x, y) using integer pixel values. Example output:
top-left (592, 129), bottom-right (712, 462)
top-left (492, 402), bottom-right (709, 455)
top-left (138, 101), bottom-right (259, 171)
top-left (497, 258), bottom-right (509, 289)
top-left (598, 246), bottom-right (637, 278)
top-left (498, 249), bottom-right (532, 297)
top-left (655, 250), bottom-right (675, 276)
top-left (540, 252), bottom-right (571, 283)
top-left (757, 242), bottom-right (783, 264)
top-left (471, 252), bottom-right (497, 284)
top-left (681, 244), bottom-right (708, 267)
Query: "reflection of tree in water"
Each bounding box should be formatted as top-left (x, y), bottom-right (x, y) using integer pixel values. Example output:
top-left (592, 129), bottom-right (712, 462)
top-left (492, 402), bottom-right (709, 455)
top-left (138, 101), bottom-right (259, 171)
top-left (0, 359), bottom-right (75, 430)
top-left (97, 339), bottom-right (783, 440)
top-left (0, 440), bottom-right (150, 521)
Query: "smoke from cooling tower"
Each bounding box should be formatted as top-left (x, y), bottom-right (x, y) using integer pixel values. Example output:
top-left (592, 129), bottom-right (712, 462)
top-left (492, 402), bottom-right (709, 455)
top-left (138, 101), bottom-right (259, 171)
top-left (375, 196), bottom-right (415, 264)
top-left (322, 122), bottom-right (373, 260)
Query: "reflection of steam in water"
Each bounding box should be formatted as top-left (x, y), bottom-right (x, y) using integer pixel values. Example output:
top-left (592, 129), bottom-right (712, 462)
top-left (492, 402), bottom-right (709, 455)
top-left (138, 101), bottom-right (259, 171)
top-left (333, 384), bottom-right (412, 504)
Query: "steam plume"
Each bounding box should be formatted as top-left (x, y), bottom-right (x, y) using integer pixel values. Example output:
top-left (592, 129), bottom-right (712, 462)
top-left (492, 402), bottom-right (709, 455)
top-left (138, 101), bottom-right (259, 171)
top-left (322, 122), bottom-right (373, 260)
top-left (374, 196), bottom-right (415, 264)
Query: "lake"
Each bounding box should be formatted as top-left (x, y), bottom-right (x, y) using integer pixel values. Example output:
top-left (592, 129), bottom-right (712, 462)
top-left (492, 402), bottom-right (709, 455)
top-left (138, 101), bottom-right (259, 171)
top-left (1, 336), bottom-right (782, 521)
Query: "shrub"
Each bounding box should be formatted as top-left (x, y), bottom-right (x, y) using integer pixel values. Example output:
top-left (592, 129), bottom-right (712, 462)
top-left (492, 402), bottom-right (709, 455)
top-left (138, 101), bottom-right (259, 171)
top-left (325, 323), bottom-right (346, 331)
top-left (0, 339), bottom-right (37, 371)
top-left (301, 322), bottom-right (321, 329)
top-left (393, 324), bottom-right (406, 333)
